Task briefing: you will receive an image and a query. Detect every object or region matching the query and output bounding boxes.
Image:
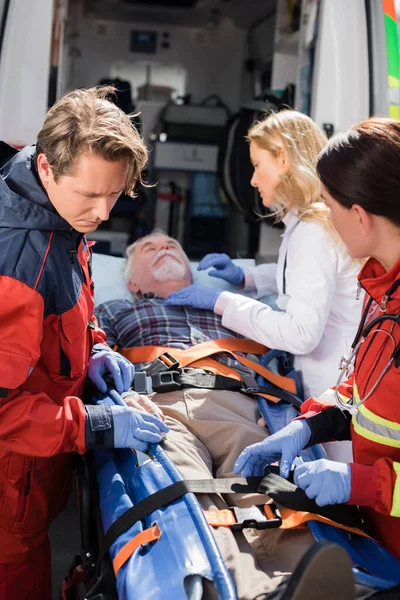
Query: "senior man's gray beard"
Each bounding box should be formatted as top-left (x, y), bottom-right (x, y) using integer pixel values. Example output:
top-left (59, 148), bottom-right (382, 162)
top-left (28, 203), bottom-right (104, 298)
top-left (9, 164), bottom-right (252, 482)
top-left (150, 250), bottom-right (188, 282)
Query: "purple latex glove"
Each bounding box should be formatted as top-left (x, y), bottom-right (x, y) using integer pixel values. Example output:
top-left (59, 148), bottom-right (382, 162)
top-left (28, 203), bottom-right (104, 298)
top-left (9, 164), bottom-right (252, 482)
top-left (88, 350), bottom-right (134, 394)
top-left (234, 420), bottom-right (311, 478)
top-left (165, 284), bottom-right (221, 311)
top-left (112, 405), bottom-right (169, 451)
top-left (294, 459), bottom-right (351, 506)
top-left (198, 253), bottom-right (244, 285)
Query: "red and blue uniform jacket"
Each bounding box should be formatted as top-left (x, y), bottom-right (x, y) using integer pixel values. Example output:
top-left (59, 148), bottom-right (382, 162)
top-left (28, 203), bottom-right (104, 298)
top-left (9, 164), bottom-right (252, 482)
top-left (0, 142), bottom-right (109, 562)
top-left (300, 256), bottom-right (400, 559)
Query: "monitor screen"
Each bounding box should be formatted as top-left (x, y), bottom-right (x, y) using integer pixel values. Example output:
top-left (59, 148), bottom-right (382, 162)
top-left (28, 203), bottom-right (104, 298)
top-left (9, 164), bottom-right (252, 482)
top-left (130, 30), bottom-right (158, 54)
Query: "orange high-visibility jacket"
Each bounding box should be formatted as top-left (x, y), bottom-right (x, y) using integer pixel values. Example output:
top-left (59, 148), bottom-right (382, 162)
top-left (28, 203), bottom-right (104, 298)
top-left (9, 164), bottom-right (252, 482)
top-left (300, 257), bottom-right (400, 559)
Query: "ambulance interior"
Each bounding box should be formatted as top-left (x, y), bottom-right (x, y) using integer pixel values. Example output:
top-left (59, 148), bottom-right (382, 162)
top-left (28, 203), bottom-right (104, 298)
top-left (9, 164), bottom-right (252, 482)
top-left (1, 0), bottom-right (389, 266)
top-left (0, 1), bottom-right (400, 597)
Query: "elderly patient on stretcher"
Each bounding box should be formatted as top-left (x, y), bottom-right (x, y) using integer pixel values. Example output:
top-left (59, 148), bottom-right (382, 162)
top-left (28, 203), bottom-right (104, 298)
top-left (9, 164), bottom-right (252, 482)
top-left (94, 229), bottom-right (356, 600)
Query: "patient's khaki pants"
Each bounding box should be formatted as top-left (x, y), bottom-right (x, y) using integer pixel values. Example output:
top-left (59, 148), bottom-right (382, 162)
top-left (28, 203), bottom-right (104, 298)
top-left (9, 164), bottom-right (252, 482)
top-left (153, 388), bottom-right (315, 600)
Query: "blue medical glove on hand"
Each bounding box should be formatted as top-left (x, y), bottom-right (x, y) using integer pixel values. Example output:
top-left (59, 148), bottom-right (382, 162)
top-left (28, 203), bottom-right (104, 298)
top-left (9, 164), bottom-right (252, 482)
top-left (198, 253), bottom-right (244, 286)
top-left (294, 459), bottom-right (351, 506)
top-left (88, 349), bottom-right (135, 394)
top-left (112, 405), bottom-right (169, 452)
top-left (165, 284), bottom-right (221, 311)
top-left (234, 420), bottom-right (311, 478)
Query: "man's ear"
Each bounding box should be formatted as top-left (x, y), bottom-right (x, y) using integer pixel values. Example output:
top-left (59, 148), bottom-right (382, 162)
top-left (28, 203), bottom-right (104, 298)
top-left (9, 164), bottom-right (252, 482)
top-left (351, 204), bottom-right (373, 236)
top-left (36, 153), bottom-right (54, 188)
top-left (128, 279), bottom-right (140, 294)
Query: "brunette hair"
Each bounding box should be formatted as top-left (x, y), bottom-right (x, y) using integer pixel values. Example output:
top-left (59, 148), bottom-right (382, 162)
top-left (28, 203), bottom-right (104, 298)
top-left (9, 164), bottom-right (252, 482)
top-left (317, 117), bottom-right (400, 227)
top-left (36, 86), bottom-right (148, 197)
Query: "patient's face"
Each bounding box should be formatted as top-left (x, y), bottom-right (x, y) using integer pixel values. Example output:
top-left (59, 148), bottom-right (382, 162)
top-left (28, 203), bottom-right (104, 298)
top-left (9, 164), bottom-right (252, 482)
top-left (128, 234), bottom-right (193, 297)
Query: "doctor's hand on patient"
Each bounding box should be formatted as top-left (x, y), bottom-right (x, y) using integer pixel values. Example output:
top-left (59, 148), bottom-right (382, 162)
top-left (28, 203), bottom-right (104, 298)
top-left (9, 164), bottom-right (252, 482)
top-left (165, 284), bottom-right (221, 311)
top-left (294, 459), bottom-right (351, 506)
top-left (88, 349), bottom-right (135, 394)
top-left (234, 420), bottom-right (311, 478)
top-left (197, 253), bottom-right (244, 286)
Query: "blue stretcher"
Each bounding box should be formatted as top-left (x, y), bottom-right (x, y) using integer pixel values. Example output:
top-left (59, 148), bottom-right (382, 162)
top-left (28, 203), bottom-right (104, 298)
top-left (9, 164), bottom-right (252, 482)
top-left (95, 443), bottom-right (236, 600)
top-left (80, 352), bottom-right (400, 599)
top-left (85, 388), bottom-right (237, 600)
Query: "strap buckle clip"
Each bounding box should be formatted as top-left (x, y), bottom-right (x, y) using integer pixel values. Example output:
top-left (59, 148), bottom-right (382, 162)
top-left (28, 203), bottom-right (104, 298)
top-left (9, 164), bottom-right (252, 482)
top-left (230, 503), bottom-right (282, 531)
top-left (133, 371), bottom-right (153, 395)
top-left (146, 352), bottom-right (180, 376)
top-left (241, 373), bottom-right (260, 394)
top-left (151, 371), bottom-right (182, 393)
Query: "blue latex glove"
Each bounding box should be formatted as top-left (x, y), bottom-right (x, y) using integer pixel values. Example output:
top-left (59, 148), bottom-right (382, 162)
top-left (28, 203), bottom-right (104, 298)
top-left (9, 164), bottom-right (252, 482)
top-left (112, 405), bottom-right (169, 452)
top-left (88, 350), bottom-right (135, 394)
top-left (165, 284), bottom-right (221, 311)
top-left (198, 253), bottom-right (244, 285)
top-left (234, 420), bottom-right (311, 478)
top-left (294, 459), bottom-right (351, 506)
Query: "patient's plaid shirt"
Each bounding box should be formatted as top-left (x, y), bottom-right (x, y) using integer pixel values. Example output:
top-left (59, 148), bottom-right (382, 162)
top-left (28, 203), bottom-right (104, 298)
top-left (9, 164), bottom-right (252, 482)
top-left (95, 294), bottom-right (255, 373)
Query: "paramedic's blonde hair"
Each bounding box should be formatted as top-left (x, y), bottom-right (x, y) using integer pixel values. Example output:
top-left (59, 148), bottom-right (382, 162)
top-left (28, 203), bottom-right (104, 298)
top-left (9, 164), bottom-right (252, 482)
top-left (36, 86), bottom-right (148, 197)
top-left (248, 110), bottom-right (331, 226)
top-left (123, 229), bottom-right (189, 284)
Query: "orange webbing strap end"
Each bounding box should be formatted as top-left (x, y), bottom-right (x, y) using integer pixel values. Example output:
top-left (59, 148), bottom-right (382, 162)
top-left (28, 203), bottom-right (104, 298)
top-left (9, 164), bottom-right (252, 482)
top-left (112, 525), bottom-right (161, 576)
top-left (279, 508), bottom-right (373, 539)
top-left (204, 509), bottom-right (237, 527)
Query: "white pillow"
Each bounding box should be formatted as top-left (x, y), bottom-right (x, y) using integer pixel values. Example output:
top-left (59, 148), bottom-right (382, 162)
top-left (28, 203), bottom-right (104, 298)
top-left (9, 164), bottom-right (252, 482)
top-left (92, 252), bottom-right (256, 307)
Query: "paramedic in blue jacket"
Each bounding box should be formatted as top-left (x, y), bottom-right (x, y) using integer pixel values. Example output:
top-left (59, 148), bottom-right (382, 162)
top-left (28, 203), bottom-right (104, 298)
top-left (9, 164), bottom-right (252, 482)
top-left (0, 86), bottom-right (167, 600)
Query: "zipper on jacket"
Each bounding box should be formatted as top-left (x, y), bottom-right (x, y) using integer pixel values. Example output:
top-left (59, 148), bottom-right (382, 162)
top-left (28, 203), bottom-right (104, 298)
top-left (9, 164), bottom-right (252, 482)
top-left (15, 461), bottom-right (32, 522)
top-left (380, 278), bottom-right (400, 312)
top-left (380, 294), bottom-right (388, 313)
top-left (356, 281), bottom-right (363, 300)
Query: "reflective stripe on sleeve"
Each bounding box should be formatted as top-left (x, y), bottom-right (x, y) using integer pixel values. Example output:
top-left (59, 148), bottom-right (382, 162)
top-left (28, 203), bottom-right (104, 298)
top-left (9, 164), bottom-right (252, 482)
top-left (391, 463), bottom-right (400, 518)
top-left (353, 403), bottom-right (400, 449)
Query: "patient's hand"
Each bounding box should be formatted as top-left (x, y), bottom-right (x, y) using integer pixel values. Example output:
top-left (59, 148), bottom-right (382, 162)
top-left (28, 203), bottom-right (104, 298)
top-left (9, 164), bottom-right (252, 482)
top-left (122, 392), bottom-right (165, 421)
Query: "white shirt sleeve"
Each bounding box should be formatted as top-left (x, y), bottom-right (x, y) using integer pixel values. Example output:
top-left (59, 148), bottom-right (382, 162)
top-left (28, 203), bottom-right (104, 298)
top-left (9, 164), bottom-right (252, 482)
top-left (215, 222), bottom-right (339, 355)
top-left (243, 264), bottom-right (278, 297)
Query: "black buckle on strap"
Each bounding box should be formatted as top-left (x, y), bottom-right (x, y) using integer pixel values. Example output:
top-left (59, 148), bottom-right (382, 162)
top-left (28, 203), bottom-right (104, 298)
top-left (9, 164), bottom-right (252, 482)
top-left (241, 373), bottom-right (260, 394)
top-left (151, 371), bottom-right (182, 393)
top-left (146, 352), bottom-right (180, 376)
top-left (230, 503), bottom-right (282, 531)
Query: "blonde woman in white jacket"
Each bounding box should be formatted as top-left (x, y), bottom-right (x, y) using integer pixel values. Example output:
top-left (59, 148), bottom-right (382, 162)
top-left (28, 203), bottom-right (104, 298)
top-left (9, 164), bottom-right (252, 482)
top-left (166, 110), bottom-right (362, 406)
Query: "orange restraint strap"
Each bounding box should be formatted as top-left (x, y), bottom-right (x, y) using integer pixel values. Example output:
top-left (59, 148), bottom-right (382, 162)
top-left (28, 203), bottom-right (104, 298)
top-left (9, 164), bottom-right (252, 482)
top-left (204, 506), bottom-right (372, 539)
top-left (113, 524), bottom-right (161, 575)
top-left (204, 503), bottom-right (277, 527)
top-left (111, 509), bottom-right (372, 575)
top-left (118, 338), bottom-right (297, 395)
top-left (279, 508), bottom-right (372, 539)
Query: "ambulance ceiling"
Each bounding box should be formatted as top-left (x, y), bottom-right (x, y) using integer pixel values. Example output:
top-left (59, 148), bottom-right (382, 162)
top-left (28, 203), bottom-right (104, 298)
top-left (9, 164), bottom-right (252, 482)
top-left (84, 0), bottom-right (276, 29)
